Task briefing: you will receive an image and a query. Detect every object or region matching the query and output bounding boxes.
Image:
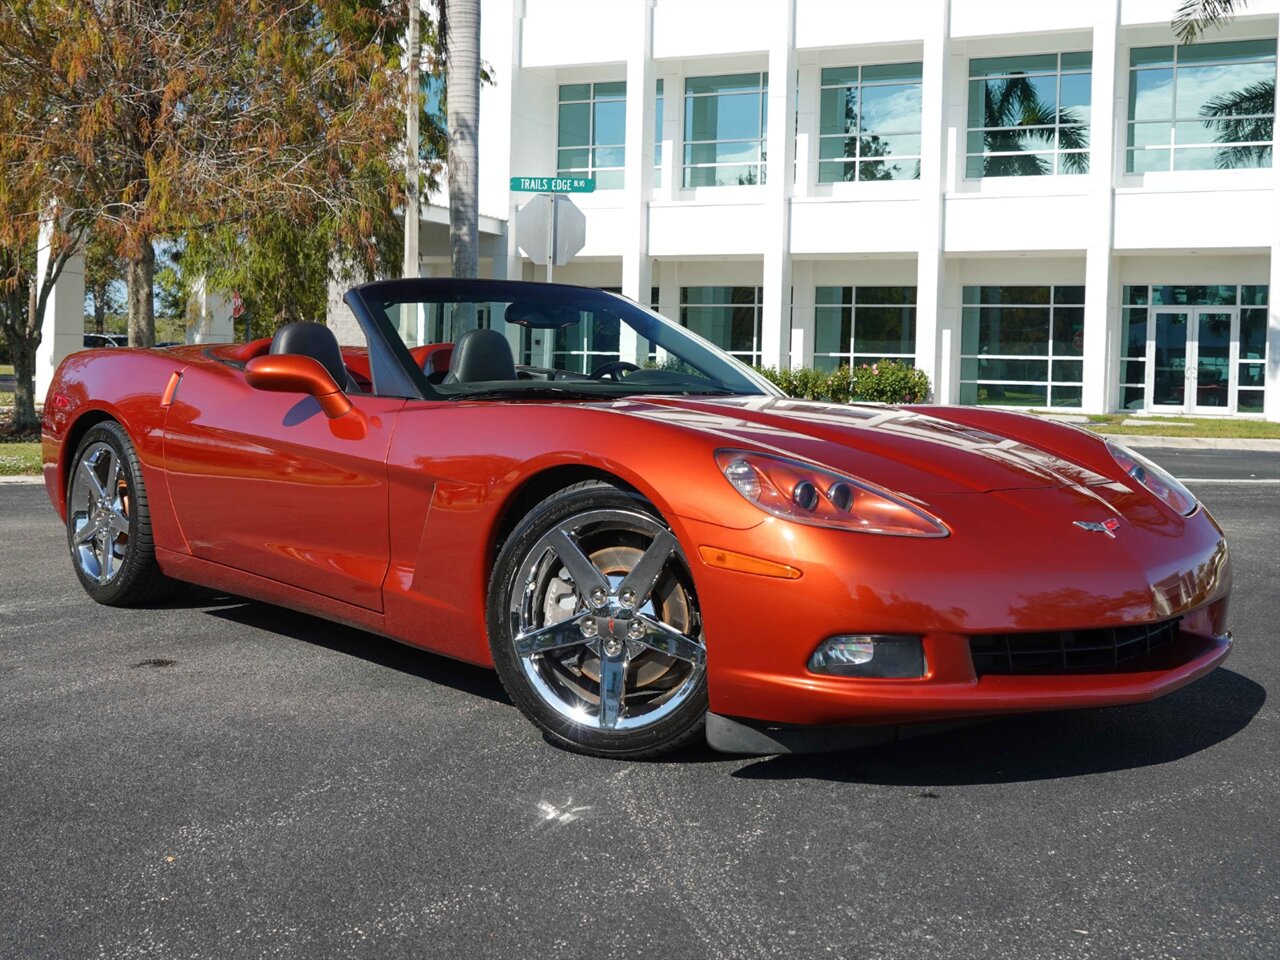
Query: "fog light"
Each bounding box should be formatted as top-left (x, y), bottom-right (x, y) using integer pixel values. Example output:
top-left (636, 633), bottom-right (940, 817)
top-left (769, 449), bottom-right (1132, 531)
top-left (808, 635), bottom-right (925, 678)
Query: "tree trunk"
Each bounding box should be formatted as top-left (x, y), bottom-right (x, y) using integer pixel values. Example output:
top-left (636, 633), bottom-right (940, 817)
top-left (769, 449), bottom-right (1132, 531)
top-left (9, 320), bottom-right (38, 433)
top-left (446, 0), bottom-right (480, 330)
top-left (125, 241), bottom-right (155, 347)
top-left (3, 282), bottom-right (41, 433)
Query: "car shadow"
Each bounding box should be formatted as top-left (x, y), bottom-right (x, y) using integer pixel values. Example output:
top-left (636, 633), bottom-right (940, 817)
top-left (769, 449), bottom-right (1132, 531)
top-left (729, 668), bottom-right (1264, 785)
top-left (199, 594), bottom-right (512, 707)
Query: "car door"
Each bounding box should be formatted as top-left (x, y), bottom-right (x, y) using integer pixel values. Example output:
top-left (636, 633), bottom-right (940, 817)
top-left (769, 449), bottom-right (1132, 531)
top-left (162, 361), bottom-right (404, 611)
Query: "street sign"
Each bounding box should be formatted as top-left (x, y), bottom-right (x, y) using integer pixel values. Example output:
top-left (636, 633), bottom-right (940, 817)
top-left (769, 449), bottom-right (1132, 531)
top-left (231, 290), bottom-right (244, 319)
top-left (514, 194), bottom-right (587, 281)
top-left (510, 176), bottom-right (595, 194)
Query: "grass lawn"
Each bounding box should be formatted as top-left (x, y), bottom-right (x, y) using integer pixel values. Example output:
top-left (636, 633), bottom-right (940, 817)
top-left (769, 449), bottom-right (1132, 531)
top-left (1035, 412), bottom-right (1280, 439)
top-left (0, 441), bottom-right (42, 476)
top-left (0, 363), bottom-right (13, 376)
top-left (0, 392), bottom-right (12, 408)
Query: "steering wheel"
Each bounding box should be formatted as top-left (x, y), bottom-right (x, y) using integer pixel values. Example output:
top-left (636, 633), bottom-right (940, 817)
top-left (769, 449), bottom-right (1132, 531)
top-left (589, 360), bottom-right (641, 381)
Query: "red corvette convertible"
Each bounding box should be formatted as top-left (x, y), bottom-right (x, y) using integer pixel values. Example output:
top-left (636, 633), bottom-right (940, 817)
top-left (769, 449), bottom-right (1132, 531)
top-left (41, 279), bottom-right (1232, 757)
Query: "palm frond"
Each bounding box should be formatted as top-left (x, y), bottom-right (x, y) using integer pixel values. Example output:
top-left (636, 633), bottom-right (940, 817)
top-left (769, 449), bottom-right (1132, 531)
top-left (1173, 0), bottom-right (1244, 44)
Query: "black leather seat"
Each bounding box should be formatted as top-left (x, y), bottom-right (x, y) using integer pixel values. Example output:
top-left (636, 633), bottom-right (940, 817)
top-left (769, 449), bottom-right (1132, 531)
top-left (445, 328), bottom-right (517, 383)
top-left (269, 322), bottom-right (360, 393)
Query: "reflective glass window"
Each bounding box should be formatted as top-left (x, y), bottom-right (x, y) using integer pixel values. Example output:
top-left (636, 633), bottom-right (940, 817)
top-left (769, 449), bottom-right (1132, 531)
top-left (965, 52), bottom-right (1092, 177)
top-left (1126, 39), bottom-right (1276, 172)
top-left (558, 82), bottom-right (627, 189)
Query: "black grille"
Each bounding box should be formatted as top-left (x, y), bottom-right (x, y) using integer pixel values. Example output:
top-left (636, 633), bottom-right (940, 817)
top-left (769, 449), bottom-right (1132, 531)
top-left (970, 618), bottom-right (1182, 676)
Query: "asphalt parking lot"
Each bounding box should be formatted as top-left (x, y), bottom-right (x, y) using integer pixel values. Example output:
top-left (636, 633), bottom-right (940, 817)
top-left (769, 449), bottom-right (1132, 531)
top-left (1, 449), bottom-right (1277, 960)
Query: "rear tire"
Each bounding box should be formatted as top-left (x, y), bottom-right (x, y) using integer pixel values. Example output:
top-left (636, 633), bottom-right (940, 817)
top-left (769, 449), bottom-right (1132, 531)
top-left (487, 481), bottom-right (708, 759)
top-left (66, 421), bottom-right (176, 606)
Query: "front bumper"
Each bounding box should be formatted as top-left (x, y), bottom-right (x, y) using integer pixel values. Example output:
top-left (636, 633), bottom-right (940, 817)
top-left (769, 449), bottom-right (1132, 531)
top-left (705, 629), bottom-right (1230, 750)
top-left (676, 485), bottom-right (1233, 731)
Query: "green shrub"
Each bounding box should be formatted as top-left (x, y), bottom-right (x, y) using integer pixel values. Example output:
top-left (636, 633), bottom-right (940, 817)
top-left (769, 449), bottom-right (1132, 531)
top-left (754, 360), bottom-right (930, 405)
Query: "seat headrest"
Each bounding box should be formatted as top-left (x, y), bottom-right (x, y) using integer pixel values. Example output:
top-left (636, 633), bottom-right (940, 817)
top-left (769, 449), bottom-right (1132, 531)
top-left (269, 322), bottom-right (348, 387)
top-left (445, 328), bottom-right (517, 384)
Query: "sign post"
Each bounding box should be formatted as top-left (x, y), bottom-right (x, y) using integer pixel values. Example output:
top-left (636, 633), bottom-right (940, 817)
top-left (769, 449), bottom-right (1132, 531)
top-left (511, 177), bottom-right (593, 282)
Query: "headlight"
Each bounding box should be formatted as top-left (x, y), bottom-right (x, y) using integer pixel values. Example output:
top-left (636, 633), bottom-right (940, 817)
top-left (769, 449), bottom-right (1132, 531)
top-left (1105, 440), bottom-right (1198, 516)
top-left (714, 450), bottom-right (949, 537)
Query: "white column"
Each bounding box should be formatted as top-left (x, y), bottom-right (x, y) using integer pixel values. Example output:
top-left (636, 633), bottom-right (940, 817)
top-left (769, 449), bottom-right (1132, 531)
top-left (790, 260), bottom-right (814, 369)
top-left (1081, 1), bottom-right (1120, 414)
top-left (657, 67), bottom-right (680, 203)
top-left (794, 62), bottom-right (819, 202)
top-left (326, 273), bottom-right (363, 345)
top-left (658, 260), bottom-right (680, 321)
top-left (620, 0), bottom-right (655, 364)
top-left (760, 0), bottom-right (797, 370)
top-left (914, 0), bottom-right (950, 400)
top-left (188, 276), bottom-right (234, 344)
top-left (34, 220), bottom-right (85, 403)
top-left (1266, 245), bottom-right (1280, 422)
top-left (1266, 13), bottom-right (1280, 423)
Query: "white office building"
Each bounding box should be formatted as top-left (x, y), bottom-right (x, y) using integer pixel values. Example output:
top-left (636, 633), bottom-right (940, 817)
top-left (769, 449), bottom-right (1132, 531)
top-left (392, 0), bottom-right (1280, 420)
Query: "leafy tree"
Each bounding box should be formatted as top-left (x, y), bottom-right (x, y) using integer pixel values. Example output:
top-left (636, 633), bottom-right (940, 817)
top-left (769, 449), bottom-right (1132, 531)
top-left (0, 1), bottom-right (410, 354)
top-left (0, 208), bottom-right (86, 432)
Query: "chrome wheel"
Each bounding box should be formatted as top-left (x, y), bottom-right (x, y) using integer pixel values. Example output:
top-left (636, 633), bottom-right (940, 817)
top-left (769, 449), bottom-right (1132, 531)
top-left (508, 508), bottom-right (706, 733)
top-left (69, 441), bottom-right (131, 585)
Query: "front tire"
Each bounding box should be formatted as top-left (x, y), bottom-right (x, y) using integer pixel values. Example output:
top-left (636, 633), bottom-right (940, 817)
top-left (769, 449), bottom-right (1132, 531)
top-left (66, 421), bottom-right (175, 606)
top-left (487, 481), bottom-right (708, 759)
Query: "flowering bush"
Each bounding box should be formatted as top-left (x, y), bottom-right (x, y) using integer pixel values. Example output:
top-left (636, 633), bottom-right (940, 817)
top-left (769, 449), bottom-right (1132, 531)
top-left (754, 360), bottom-right (931, 405)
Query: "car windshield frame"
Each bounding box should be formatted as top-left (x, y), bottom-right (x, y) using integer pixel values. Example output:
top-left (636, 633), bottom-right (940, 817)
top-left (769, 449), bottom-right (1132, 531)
top-left (343, 278), bottom-right (781, 402)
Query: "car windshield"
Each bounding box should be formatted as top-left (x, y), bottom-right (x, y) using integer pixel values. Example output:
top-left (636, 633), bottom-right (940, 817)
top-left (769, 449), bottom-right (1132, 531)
top-left (355, 280), bottom-right (777, 400)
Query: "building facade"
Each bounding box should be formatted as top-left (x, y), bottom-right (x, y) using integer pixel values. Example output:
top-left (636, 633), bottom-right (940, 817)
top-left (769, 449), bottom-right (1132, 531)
top-left (407, 0), bottom-right (1280, 421)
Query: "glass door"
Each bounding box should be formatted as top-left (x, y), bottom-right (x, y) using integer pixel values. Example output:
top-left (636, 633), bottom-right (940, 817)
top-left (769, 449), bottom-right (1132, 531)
top-left (1147, 308), bottom-right (1239, 414)
top-left (1150, 311), bottom-right (1189, 410)
top-left (1191, 309), bottom-right (1236, 414)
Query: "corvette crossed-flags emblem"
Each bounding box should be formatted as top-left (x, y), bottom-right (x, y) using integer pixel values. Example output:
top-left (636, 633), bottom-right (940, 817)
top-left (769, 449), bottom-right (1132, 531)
top-left (1074, 518), bottom-right (1122, 539)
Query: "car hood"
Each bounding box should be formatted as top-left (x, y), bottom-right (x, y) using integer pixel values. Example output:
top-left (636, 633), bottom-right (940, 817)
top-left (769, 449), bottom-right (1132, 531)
top-left (610, 395), bottom-right (1113, 498)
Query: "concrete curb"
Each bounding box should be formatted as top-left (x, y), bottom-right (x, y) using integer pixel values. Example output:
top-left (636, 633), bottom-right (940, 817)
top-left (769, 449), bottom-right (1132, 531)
top-left (0, 475), bottom-right (43, 484)
top-left (1100, 434), bottom-right (1280, 452)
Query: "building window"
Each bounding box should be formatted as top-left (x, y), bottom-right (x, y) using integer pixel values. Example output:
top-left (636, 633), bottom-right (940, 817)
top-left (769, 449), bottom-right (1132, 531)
top-left (683, 73), bottom-right (767, 187)
top-left (1119, 290), bottom-right (1149, 411)
top-left (1127, 39), bottom-right (1276, 173)
top-left (654, 79), bottom-right (664, 187)
top-left (960, 286), bottom-right (1085, 407)
top-left (966, 53), bottom-right (1092, 177)
top-left (680, 287), bottom-right (763, 363)
top-left (558, 81), bottom-right (626, 189)
top-left (818, 64), bottom-right (923, 182)
top-left (1240, 285), bottom-right (1269, 413)
top-left (813, 287), bottom-right (917, 370)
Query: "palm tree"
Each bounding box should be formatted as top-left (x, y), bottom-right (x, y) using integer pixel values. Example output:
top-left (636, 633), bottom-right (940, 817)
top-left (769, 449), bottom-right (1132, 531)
top-left (442, 0), bottom-right (480, 286)
top-left (403, 0), bottom-right (421, 280)
top-left (1173, 0), bottom-right (1246, 43)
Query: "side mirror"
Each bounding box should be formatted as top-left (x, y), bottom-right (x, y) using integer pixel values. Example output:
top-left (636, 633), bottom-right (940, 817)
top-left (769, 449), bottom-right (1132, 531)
top-left (244, 354), bottom-right (352, 419)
